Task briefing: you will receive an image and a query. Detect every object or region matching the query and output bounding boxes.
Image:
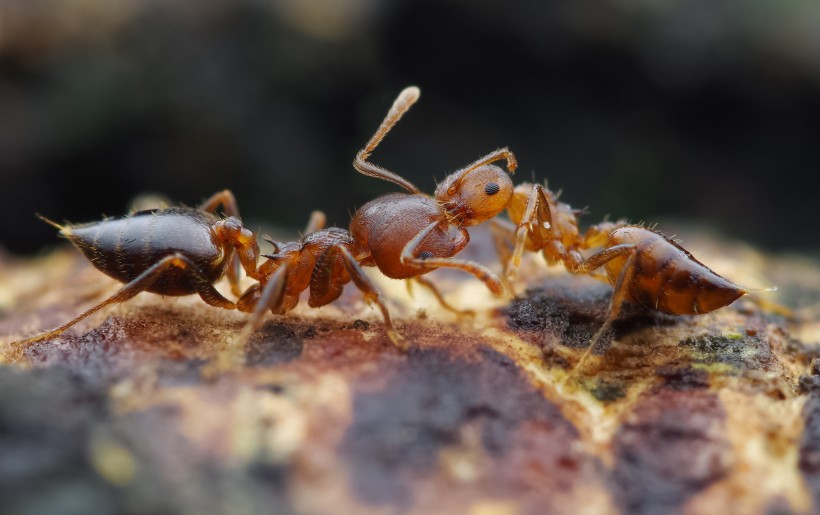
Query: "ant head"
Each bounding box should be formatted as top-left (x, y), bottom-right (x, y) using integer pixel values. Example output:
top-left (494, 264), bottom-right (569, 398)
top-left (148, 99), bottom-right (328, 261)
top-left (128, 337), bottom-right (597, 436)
top-left (435, 164), bottom-right (514, 226)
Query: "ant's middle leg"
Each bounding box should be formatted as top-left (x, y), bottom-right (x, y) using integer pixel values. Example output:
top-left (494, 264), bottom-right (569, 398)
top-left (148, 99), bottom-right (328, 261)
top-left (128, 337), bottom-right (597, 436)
top-left (316, 243), bottom-right (403, 347)
top-left (401, 221), bottom-right (506, 297)
top-left (488, 219), bottom-right (519, 294)
top-left (10, 253), bottom-right (237, 350)
top-left (407, 276), bottom-right (476, 317)
top-left (566, 244), bottom-right (637, 383)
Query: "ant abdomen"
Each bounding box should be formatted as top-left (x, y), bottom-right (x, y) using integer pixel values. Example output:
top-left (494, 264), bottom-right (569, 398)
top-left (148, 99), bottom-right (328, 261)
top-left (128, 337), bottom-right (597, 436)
top-left (65, 208), bottom-right (227, 296)
top-left (604, 227), bottom-right (747, 315)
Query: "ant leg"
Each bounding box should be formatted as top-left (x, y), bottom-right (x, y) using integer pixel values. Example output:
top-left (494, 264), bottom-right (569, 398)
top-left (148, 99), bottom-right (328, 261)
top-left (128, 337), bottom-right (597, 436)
top-left (489, 219), bottom-right (518, 294)
top-left (444, 148), bottom-right (518, 196)
top-left (581, 220), bottom-right (626, 249)
top-left (313, 243), bottom-right (403, 347)
top-left (566, 244), bottom-right (637, 384)
top-left (338, 245), bottom-right (404, 348)
top-left (213, 218), bottom-right (261, 288)
top-left (222, 263), bottom-right (291, 364)
top-left (199, 190), bottom-right (250, 296)
top-left (206, 264), bottom-right (292, 375)
top-left (506, 184), bottom-right (553, 282)
top-left (303, 210), bottom-right (326, 235)
top-left (10, 253), bottom-right (236, 350)
top-left (410, 276), bottom-right (476, 317)
top-left (401, 221), bottom-right (506, 297)
top-left (354, 87), bottom-right (422, 194)
top-left (199, 189), bottom-right (241, 218)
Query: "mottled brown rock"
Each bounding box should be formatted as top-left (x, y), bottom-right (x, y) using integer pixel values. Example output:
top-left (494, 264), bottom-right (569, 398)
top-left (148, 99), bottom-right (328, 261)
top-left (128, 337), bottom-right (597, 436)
top-left (0, 226), bottom-right (818, 515)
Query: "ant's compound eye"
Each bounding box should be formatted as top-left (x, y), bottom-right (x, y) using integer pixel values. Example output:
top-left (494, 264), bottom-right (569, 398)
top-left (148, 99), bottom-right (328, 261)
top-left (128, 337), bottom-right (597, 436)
top-left (484, 182), bottom-right (500, 196)
top-left (417, 251), bottom-right (434, 260)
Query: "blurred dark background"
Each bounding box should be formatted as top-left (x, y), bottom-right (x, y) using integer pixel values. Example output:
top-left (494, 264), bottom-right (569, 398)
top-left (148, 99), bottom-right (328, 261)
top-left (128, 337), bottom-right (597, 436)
top-left (1, 0), bottom-right (818, 255)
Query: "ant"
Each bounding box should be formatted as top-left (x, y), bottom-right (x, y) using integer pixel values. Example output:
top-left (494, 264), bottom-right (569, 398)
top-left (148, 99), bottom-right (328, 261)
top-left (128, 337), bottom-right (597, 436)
top-left (491, 182), bottom-right (757, 378)
top-left (8, 190), bottom-right (262, 351)
top-left (10, 86), bottom-right (518, 357)
top-left (234, 85), bottom-right (519, 349)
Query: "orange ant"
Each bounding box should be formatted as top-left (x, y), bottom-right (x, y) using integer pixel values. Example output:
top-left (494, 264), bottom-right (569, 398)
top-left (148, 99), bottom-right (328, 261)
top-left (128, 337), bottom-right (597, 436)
top-left (10, 86), bottom-right (518, 356)
top-left (234, 85), bottom-right (518, 348)
top-left (491, 182), bottom-right (756, 378)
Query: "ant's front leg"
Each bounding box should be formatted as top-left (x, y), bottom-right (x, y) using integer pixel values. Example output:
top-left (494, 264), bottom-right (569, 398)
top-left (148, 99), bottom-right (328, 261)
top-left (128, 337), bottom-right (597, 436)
top-left (507, 183), bottom-right (553, 282)
top-left (213, 218), bottom-right (261, 293)
top-left (208, 264), bottom-right (292, 375)
top-left (401, 221), bottom-right (506, 297)
top-left (200, 190), bottom-right (253, 297)
top-left (9, 253), bottom-right (237, 355)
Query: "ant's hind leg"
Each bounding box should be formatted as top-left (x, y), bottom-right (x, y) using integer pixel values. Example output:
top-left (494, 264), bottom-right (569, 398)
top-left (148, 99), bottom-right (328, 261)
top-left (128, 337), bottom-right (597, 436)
top-left (9, 253), bottom-right (237, 354)
top-left (565, 244), bottom-right (637, 385)
top-left (401, 221), bottom-right (507, 297)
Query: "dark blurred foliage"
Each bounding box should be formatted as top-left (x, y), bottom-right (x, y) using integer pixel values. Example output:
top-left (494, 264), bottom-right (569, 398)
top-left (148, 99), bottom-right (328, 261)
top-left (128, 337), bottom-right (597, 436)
top-left (1, 0), bottom-right (819, 255)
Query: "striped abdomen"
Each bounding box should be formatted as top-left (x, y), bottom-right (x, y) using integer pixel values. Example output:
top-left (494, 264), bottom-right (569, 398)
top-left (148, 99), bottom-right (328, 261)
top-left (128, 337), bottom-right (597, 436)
top-left (63, 208), bottom-right (227, 296)
top-left (604, 227), bottom-right (746, 315)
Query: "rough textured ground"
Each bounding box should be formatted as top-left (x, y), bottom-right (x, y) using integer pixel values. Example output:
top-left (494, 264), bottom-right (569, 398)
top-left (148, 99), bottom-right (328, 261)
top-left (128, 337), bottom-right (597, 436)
top-left (0, 227), bottom-right (818, 515)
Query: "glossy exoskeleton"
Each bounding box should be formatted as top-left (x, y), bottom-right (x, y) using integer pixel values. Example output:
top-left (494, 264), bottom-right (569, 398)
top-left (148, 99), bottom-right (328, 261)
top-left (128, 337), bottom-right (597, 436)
top-left (12, 86), bottom-right (519, 353)
top-left (12, 191), bottom-right (261, 346)
top-left (232, 86), bottom-right (519, 347)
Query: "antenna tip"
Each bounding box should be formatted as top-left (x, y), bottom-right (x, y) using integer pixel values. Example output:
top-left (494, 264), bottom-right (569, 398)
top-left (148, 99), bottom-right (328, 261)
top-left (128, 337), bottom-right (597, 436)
top-left (399, 86), bottom-right (420, 103)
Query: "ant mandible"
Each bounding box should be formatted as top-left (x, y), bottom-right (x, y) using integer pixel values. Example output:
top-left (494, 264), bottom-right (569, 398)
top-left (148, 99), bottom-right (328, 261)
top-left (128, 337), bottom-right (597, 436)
top-left (491, 182), bottom-right (752, 376)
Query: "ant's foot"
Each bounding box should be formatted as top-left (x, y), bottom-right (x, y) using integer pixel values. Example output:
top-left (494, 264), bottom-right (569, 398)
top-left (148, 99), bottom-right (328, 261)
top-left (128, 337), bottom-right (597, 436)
top-left (385, 329), bottom-right (408, 351)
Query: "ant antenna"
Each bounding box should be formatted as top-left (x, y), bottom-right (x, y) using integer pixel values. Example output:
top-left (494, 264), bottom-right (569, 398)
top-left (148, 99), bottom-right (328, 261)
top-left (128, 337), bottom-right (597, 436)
top-left (446, 148), bottom-right (517, 196)
top-left (354, 87), bottom-right (422, 194)
top-left (360, 86), bottom-right (420, 159)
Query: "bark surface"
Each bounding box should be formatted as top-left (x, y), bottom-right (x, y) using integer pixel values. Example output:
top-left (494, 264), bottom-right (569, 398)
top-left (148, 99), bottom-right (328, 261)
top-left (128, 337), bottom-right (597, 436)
top-left (0, 227), bottom-right (818, 515)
